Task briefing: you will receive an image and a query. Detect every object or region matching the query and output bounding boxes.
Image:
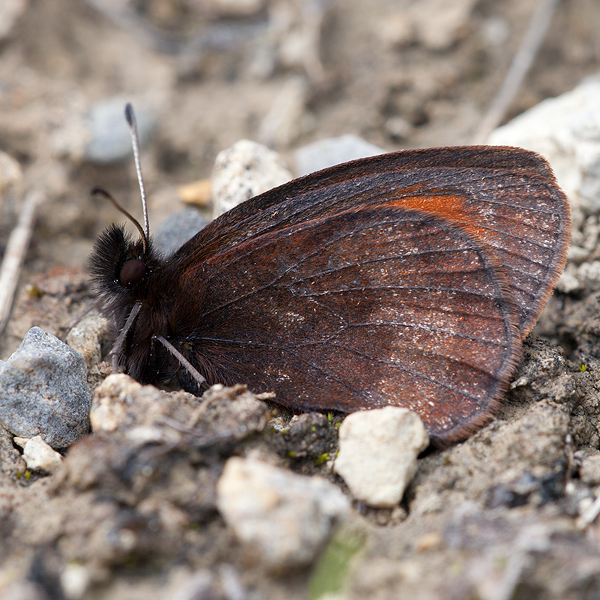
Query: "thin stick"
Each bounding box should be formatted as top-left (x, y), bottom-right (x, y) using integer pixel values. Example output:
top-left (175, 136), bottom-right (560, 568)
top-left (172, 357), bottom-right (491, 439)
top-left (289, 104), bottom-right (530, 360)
top-left (153, 334), bottom-right (208, 391)
top-left (471, 0), bottom-right (561, 144)
top-left (0, 189), bottom-right (43, 338)
top-left (125, 104), bottom-right (150, 242)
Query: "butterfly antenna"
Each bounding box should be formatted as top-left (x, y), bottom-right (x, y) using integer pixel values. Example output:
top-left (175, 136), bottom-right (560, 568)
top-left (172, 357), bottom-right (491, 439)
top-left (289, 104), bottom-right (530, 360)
top-left (92, 187), bottom-right (148, 254)
top-left (125, 103), bottom-right (150, 242)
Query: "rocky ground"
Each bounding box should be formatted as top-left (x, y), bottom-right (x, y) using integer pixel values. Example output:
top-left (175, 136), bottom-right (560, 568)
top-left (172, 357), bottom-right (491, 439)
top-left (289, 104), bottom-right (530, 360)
top-left (1, 0), bottom-right (600, 599)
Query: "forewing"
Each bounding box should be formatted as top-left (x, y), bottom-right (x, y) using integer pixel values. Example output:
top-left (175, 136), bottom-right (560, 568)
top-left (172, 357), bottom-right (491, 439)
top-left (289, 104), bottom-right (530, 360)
top-left (173, 146), bottom-right (569, 337)
top-left (174, 207), bottom-right (521, 445)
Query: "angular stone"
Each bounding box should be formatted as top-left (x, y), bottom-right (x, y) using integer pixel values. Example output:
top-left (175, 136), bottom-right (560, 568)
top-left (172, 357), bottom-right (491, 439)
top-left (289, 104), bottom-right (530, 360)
top-left (217, 456), bottom-right (349, 571)
top-left (334, 407), bottom-right (429, 508)
top-left (22, 435), bottom-right (63, 473)
top-left (211, 139), bottom-right (292, 218)
top-left (0, 327), bottom-right (92, 449)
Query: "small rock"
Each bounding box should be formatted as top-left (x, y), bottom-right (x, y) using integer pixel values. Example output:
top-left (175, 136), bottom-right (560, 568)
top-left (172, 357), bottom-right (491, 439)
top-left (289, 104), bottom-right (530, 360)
top-left (258, 76), bottom-right (311, 148)
top-left (91, 376), bottom-right (269, 443)
top-left (576, 260), bottom-right (600, 291)
top-left (294, 134), bottom-right (385, 176)
top-left (0, 0), bottom-right (27, 40)
top-left (84, 97), bottom-right (155, 164)
top-left (154, 208), bottom-right (209, 256)
top-left (556, 263), bottom-right (581, 294)
top-left (60, 563), bottom-right (90, 600)
top-left (211, 139), bottom-right (292, 218)
top-left (567, 245), bottom-right (590, 264)
top-left (0, 327), bottom-right (92, 449)
top-left (416, 0), bottom-right (476, 50)
top-left (377, 11), bottom-right (415, 48)
top-left (90, 374), bottom-right (171, 434)
top-left (384, 116), bottom-right (414, 141)
top-left (22, 435), bottom-right (63, 473)
top-left (12, 436), bottom-right (28, 449)
top-left (66, 314), bottom-right (109, 369)
top-left (378, 0), bottom-right (477, 51)
top-left (334, 407), bottom-right (429, 508)
top-left (216, 456), bottom-right (349, 571)
top-left (178, 179), bottom-right (212, 207)
top-left (580, 454), bottom-right (600, 485)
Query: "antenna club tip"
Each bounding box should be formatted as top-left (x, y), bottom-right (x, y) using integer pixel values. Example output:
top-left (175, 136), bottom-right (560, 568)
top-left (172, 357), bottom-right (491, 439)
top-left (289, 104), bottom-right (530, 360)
top-left (125, 103), bottom-right (135, 127)
top-left (91, 186), bottom-right (108, 198)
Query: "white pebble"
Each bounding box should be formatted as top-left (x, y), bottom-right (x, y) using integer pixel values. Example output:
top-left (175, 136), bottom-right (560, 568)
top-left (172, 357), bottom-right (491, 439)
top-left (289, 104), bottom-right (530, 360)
top-left (211, 140), bottom-right (292, 218)
top-left (334, 407), bottom-right (429, 508)
top-left (23, 435), bottom-right (63, 473)
top-left (217, 456), bottom-right (349, 571)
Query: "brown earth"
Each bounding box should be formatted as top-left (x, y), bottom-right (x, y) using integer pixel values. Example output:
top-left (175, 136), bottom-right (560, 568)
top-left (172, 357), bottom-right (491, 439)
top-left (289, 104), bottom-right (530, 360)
top-left (1, 0), bottom-right (600, 599)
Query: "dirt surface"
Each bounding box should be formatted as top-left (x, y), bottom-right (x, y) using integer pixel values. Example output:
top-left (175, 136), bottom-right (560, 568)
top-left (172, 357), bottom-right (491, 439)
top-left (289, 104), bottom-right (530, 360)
top-left (2, 0), bottom-right (600, 599)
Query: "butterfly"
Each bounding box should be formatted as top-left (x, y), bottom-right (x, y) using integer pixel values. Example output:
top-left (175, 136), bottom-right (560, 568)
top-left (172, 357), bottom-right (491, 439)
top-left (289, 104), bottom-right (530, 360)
top-left (90, 105), bottom-right (570, 446)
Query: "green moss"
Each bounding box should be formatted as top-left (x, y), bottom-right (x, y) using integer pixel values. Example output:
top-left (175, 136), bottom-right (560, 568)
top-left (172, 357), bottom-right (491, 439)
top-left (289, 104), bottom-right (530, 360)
top-left (316, 453), bottom-right (329, 465)
top-left (308, 530), bottom-right (365, 600)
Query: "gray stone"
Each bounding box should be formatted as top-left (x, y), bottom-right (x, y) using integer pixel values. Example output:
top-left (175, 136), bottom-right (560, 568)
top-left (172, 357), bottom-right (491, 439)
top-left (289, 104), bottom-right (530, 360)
top-left (153, 208), bottom-right (209, 256)
top-left (211, 139), bottom-right (292, 218)
top-left (216, 456), bottom-right (349, 571)
top-left (84, 97), bottom-right (155, 164)
top-left (334, 407), bottom-right (429, 508)
top-left (295, 134), bottom-right (385, 176)
top-left (0, 327), bottom-right (92, 449)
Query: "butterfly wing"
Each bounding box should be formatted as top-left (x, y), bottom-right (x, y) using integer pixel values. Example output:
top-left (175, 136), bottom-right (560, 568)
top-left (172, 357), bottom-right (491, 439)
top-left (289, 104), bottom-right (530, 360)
top-left (170, 206), bottom-right (521, 445)
top-left (172, 146), bottom-right (569, 337)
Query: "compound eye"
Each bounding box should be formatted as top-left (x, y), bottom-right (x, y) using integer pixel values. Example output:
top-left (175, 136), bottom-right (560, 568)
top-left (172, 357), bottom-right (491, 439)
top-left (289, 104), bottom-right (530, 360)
top-left (120, 259), bottom-right (146, 287)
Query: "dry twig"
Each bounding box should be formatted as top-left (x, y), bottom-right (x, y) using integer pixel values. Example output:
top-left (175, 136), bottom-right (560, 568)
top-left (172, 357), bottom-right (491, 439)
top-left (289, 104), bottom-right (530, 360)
top-left (472, 0), bottom-right (561, 144)
top-left (0, 189), bottom-right (44, 339)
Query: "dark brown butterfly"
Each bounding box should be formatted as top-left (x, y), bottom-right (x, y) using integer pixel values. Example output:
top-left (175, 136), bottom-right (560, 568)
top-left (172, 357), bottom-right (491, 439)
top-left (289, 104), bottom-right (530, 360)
top-left (90, 105), bottom-right (570, 446)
